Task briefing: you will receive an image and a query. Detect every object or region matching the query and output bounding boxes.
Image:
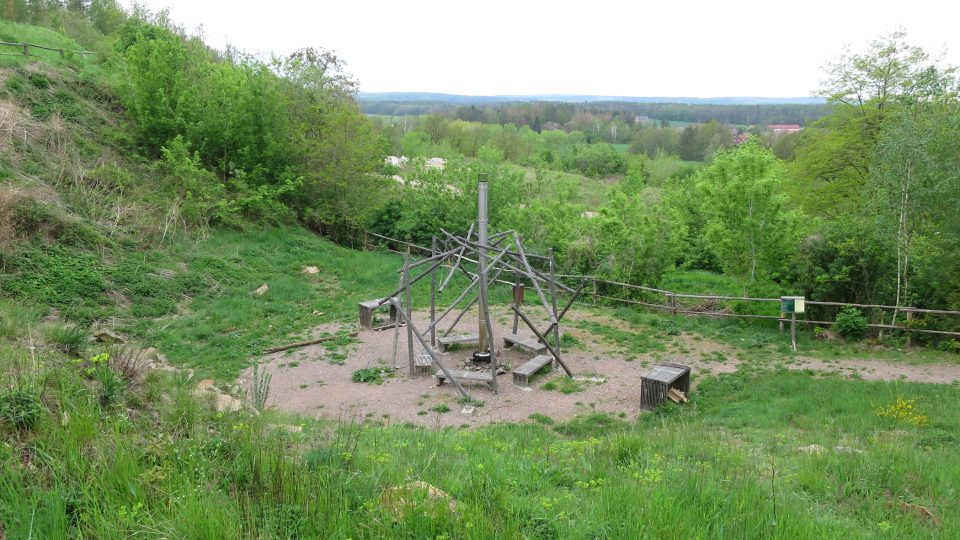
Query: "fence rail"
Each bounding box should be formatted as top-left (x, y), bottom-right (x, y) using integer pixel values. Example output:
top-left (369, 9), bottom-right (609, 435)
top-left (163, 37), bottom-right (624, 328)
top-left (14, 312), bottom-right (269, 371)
top-left (0, 41), bottom-right (95, 59)
top-left (359, 229), bottom-right (960, 338)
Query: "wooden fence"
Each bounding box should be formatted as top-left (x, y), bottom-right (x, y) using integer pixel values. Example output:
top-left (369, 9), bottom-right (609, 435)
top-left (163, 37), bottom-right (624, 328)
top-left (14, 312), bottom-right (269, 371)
top-left (360, 230), bottom-right (960, 339)
top-left (0, 41), bottom-right (95, 59)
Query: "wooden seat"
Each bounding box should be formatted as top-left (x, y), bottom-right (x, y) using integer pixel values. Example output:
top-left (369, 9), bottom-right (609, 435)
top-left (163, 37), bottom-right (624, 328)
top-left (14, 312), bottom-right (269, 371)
top-left (512, 355), bottom-right (553, 387)
top-left (436, 333), bottom-right (479, 352)
top-left (358, 297), bottom-right (398, 330)
top-left (503, 334), bottom-right (547, 353)
top-left (640, 363), bottom-right (691, 409)
top-left (435, 369), bottom-right (494, 387)
top-left (413, 354), bottom-right (433, 375)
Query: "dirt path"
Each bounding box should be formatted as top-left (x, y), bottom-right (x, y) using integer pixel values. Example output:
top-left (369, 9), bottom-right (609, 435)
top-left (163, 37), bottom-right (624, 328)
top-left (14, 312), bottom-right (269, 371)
top-left (245, 306), bottom-right (960, 428)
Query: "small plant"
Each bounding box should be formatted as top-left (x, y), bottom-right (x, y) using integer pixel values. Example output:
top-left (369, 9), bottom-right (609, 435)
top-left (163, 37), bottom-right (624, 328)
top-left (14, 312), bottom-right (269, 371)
top-left (457, 396), bottom-right (484, 407)
top-left (835, 307), bottom-right (868, 339)
top-left (43, 323), bottom-right (87, 356)
top-left (250, 362), bottom-right (272, 412)
top-left (937, 339), bottom-right (960, 353)
top-left (659, 320), bottom-right (681, 336)
top-left (541, 377), bottom-right (586, 394)
top-left (0, 386), bottom-right (44, 430)
top-left (108, 345), bottom-right (149, 384)
top-left (429, 404), bottom-right (451, 414)
top-left (875, 396), bottom-right (928, 426)
top-left (95, 366), bottom-right (126, 409)
top-left (351, 365), bottom-right (394, 385)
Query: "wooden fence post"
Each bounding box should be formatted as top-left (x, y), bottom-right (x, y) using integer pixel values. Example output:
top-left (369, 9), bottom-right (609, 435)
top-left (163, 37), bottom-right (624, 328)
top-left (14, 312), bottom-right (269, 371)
top-left (906, 310), bottom-right (913, 346)
top-left (22, 44), bottom-right (29, 57)
top-left (791, 312), bottom-right (797, 352)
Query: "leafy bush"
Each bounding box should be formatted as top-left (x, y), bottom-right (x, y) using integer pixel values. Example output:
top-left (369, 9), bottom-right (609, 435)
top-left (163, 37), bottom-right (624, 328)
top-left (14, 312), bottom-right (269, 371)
top-left (835, 307), bottom-right (868, 339)
top-left (351, 366), bottom-right (394, 385)
top-left (0, 386), bottom-right (45, 430)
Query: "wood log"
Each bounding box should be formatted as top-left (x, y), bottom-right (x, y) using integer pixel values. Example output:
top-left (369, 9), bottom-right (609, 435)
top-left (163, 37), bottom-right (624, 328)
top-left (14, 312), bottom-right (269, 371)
top-left (263, 331), bottom-right (359, 354)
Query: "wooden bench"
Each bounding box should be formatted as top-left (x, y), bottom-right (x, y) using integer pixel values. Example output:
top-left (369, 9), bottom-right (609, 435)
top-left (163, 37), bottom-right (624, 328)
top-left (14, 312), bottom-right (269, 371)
top-left (512, 355), bottom-right (553, 387)
top-left (358, 297), bottom-right (399, 330)
top-left (435, 369), bottom-right (494, 387)
top-left (640, 363), bottom-right (691, 409)
top-left (436, 333), bottom-right (479, 352)
top-left (503, 334), bottom-right (547, 353)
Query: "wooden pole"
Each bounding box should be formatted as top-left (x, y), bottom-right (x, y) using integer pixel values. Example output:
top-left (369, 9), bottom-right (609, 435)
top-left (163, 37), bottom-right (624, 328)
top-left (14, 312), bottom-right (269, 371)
top-left (511, 305), bottom-right (573, 377)
top-left (430, 236), bottom-right (437, 347)
top-left (403, 250), bottom-right (416, 376)
top-left (541, 282), bottom-right (586, 338)
top-left (791, 312), bottom-right (797, 352)
top-left (548, 248), bottom-right (561, 368)
top-left (906, 310), bottom-right (913, 346)
top-left (389, 298), bottom-right (471, 399)
top-left (514, 235), bottom-right (556, 323)
top-left (512, 270), bottom-right (521, 335)
top-left (391, 274), bottom-right (402, 368)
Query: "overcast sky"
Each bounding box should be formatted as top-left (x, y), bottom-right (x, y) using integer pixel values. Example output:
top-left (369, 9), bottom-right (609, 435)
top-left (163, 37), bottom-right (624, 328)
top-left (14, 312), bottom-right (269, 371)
top-left (121, 0), bottom-right (960, 98)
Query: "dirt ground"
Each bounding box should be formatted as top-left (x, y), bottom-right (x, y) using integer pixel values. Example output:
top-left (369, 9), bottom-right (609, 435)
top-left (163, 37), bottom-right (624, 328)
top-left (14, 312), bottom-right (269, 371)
top-left (246, 306), bottom-right (960, 428)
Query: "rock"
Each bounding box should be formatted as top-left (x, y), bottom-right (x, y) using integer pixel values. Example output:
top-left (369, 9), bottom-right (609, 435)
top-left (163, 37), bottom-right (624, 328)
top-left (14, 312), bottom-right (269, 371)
top-left (269, 424), bottom-right (303, 433)
top-left (216, 394), bottom-right (242, 412)
top-left (253, 283), bottom-right (269, 296)
top-left (156, 269), bottom-right (176, 279)
top-left (798, 444), bottom-right (826, 454)
top-left (302, 266), bottom-right (320, 274)
top-left (380, 481), bottom-right (457, 519)
top-left (194, 379), bottom-right (242, 412)
top-left (834, 445), bottom-right (864, 454)
top-left (92, 329), bottom-right (125, 344)
top-left (461, 405), bottom-right (475, 416)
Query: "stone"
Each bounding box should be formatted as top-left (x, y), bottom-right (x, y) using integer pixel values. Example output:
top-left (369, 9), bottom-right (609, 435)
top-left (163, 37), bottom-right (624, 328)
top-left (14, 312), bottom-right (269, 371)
top-left (460, 405), bottom-right (475, 416)
top-left (92, 329), bottom-right (125, 344)
top-left (253, 283), bottom-right (269, 296)
top-left (798, 444), bottom-right (826, 454)
top-left (193, 379), bottom-right (242, 412)
top-left (269, 424), bottom-right (304, 433)
top-left (302, 266), bottom-right (320, 274)
top-left (380, 481), bottom-right (457, 519)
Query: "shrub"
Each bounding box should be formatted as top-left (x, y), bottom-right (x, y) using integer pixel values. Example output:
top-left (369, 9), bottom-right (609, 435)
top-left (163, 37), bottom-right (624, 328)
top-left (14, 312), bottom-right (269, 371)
top-left (835, 307), bottom-right (868, 339)
top-left (351, 366), bottom-right (394, 385)
top-left (0, 386), bottom-right (45, 430)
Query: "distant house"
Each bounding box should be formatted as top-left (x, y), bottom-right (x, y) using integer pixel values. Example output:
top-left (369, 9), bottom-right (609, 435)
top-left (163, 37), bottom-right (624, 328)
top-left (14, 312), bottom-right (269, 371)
top-left (766, 124), bottom-right (802, 135)
top-left (634, 115), bottom-right (650, 124)
top-left (541, 122), bottom-right (563, 131)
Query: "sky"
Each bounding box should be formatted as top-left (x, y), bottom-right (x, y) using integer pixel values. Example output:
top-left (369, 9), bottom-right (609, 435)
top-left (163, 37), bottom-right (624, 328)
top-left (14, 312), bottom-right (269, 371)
top-left (121, 0), bottom-right (960, 98)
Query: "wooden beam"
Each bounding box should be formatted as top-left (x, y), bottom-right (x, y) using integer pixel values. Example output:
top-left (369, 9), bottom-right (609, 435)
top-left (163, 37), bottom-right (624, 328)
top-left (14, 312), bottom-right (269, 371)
top-left (511, 305), bottom-right (573, 377)
top-left (389, 298), bottom-right (471, 399)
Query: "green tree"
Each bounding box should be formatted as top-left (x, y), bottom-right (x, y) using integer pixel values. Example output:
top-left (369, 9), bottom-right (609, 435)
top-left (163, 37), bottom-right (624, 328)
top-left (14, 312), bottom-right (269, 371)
top-left (694, 140), bottom-right (796, 283)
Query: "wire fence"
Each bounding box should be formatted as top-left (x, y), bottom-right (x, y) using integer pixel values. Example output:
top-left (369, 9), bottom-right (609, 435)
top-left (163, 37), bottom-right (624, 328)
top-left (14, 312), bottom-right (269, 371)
top-left (358, 229), bottom-right (960, 339)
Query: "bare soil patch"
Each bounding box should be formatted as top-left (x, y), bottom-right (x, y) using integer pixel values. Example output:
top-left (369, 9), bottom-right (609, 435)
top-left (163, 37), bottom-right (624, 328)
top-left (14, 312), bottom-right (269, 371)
top-left (246, 306), bottom-right (960, 428)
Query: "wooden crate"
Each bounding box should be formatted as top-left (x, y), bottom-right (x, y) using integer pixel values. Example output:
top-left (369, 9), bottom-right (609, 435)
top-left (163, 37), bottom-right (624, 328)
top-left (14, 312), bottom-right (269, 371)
top-left (640, 363), bottom-right (690, 409)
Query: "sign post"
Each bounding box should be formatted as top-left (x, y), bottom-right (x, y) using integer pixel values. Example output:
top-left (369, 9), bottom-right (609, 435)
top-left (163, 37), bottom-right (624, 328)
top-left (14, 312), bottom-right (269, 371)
top-left (780, 296), bottom-right (805, 351)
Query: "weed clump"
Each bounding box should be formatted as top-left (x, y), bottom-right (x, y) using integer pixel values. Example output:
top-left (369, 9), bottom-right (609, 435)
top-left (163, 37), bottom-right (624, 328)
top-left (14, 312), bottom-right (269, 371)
top-left (0, 386), bottom-right (44, 430)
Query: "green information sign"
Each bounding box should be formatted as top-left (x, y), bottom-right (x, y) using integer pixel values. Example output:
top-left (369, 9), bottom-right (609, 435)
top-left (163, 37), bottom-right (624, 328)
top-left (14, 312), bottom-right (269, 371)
top-left (780, 296), bottom-right (805, 314)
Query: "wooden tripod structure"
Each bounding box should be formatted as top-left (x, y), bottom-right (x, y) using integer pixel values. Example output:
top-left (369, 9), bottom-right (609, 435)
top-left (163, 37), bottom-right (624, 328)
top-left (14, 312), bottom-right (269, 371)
top-left (376, 176), bottom-right (585, 400)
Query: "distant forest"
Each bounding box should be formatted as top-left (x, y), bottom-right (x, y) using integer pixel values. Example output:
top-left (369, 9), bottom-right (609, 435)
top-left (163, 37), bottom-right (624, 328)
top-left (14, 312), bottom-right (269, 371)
top-left (361, 100), bottom-right (834, 128)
